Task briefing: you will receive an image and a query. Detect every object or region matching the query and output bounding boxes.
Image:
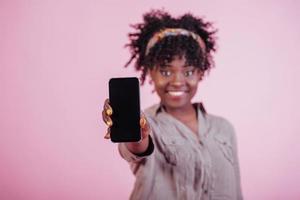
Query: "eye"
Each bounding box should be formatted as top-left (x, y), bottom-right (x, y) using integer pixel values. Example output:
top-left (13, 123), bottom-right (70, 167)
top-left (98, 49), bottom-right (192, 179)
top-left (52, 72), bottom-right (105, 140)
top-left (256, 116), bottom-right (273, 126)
top-left (184, 69), bottom-right (195, 77)
top-left (159, 69), bottom-right (172, 77)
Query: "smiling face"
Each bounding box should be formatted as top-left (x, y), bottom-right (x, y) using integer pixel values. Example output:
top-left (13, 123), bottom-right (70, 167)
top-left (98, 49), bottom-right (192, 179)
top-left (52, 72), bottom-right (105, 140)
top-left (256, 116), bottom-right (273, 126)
top-left (149, 56), bottom-right (203, 112)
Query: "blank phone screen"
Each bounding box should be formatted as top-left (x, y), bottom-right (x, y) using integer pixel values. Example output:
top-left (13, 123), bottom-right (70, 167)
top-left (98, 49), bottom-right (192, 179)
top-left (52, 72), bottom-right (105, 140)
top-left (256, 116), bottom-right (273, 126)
top-left (108, 77), bottom-right (141, 142)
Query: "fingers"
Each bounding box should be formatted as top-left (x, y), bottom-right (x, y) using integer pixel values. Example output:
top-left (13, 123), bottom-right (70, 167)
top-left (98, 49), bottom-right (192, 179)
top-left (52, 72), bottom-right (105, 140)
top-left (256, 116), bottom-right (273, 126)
top-left (102, 110), bottom-right (113, 127)
top-left (104, 99), bottom-right (113, 116)
top-left (104, 127), bottom-right (111, 139)
top-left (102, 98), bottom-right (113, 139)
top-left (102, 99), bottom-right (113, 125)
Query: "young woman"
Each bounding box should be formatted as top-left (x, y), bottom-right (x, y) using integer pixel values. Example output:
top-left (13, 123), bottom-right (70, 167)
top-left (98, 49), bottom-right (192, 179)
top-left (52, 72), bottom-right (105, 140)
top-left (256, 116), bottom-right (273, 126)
top-left (102, 9), bottom-right (243, 200)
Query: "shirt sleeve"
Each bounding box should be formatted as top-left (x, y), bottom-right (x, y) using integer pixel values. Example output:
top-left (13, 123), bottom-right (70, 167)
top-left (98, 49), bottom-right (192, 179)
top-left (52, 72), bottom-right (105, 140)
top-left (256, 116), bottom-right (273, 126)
top-left (118, 135), bottom-right (154, 163)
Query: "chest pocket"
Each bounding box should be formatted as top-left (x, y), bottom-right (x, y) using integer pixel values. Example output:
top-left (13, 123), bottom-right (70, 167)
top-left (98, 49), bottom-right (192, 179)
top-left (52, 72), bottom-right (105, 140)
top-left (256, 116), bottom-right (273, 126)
top-left (160, 135), bottom-right (184, 166)
top-left (214, 134), bottom-right (234, 165)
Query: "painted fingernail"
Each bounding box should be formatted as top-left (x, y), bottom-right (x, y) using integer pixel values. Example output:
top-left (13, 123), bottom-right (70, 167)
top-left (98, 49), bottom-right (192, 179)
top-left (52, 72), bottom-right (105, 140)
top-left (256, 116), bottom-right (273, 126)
top-left (140, 117), bottom-right (146, 128)
top-left (106, 108), bottom-right (113, 115)
top-left (106, 120), bottom-right (113, 127)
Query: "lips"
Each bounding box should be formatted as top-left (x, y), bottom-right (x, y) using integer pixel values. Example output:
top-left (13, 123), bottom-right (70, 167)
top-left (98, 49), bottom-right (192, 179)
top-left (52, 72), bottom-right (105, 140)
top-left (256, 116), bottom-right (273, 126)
top-left (166, 90), bottom-right (188, 97)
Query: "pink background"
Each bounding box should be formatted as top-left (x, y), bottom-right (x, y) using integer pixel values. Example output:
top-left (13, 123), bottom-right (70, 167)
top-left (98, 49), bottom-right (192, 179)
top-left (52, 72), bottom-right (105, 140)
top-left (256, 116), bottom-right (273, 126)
top-left (1, 0), bottom-right (299, 199)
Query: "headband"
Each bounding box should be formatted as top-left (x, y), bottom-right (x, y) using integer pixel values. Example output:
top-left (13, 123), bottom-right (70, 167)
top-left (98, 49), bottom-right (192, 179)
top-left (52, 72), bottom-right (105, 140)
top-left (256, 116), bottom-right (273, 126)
top-left (145, 28), bottom-right (206, 55)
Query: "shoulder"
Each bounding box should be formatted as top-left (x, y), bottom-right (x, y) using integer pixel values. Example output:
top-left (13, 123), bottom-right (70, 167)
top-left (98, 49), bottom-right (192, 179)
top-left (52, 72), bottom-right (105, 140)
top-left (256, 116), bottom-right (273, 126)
top-left (206, 113), bottom-right (234, 130)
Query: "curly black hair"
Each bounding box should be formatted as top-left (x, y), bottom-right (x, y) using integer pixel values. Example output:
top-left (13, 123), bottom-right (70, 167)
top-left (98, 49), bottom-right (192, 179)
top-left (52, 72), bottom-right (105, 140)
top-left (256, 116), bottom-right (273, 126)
top-left (125, 9), bottom-right (217, 85)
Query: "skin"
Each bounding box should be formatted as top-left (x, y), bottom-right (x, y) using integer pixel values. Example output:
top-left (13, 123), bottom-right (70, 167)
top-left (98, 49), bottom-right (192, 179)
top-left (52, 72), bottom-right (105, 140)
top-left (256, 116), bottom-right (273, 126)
top-left (102, 99), bottom-right (150, 154)
top-left (103, 55), bottom-right (203, 154)
top-left (149, 55), bottom-right (203, 134)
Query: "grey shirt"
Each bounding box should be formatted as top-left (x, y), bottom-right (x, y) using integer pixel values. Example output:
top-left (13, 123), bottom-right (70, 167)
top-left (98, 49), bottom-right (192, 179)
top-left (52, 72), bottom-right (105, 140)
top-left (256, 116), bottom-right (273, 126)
top-left (119, 103), bottom-right (243, 200)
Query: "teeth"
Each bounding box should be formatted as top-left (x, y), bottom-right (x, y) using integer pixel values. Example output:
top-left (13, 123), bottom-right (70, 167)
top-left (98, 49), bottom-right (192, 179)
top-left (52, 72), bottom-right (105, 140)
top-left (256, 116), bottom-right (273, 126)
top-left (168, 91), bottom-right (185, 96)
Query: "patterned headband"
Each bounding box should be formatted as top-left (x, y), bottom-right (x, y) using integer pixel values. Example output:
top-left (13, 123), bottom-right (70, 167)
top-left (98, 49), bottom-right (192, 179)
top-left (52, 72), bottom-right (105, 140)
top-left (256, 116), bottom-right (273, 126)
top-left (145, 28), bottom-right (206, 55)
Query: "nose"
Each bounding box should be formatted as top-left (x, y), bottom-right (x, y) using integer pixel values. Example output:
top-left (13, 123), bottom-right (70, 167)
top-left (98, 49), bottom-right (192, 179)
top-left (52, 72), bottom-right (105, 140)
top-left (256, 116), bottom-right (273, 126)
top-left (170, 72), bottom-right (185, 86)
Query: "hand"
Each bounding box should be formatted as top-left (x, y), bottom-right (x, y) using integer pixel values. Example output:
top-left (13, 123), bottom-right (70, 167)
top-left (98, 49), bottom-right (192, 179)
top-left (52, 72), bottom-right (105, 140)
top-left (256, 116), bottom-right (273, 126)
top-left (101, 98), bottom-right (151, 142)
top-left (102, 99), bottom-right (113, 139)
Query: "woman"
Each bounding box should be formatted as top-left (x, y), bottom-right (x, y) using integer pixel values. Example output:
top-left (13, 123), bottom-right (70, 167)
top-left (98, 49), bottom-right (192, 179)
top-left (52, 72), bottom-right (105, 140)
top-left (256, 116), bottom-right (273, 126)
top-left (102, 9), bottom-right (243, 200)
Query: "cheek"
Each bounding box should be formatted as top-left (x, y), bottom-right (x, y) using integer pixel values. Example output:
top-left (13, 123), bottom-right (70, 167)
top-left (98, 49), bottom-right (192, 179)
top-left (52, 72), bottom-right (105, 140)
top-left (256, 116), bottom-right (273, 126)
top-left (187, 78), bottom-right (200, 87)
top-left (154, 79), bottom-right (167, 93)
top-left (151, 75), bottom-right (167, 90)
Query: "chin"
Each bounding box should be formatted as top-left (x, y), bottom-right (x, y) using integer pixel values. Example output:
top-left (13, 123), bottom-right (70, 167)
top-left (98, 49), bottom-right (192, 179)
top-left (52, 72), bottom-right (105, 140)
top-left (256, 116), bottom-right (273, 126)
top-left (162, 99), bottom-right (191, 110)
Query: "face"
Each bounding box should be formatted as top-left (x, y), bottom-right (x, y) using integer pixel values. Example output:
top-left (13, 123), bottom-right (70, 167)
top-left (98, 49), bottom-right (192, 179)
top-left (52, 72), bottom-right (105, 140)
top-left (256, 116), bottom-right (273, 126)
top-left (149, 56), bottom-right (203, 112)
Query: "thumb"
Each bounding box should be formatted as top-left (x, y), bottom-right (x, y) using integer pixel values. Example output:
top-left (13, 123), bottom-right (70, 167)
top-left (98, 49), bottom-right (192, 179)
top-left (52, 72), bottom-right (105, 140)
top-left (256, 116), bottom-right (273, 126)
top-left (140, 112), bottom-right (150, 139)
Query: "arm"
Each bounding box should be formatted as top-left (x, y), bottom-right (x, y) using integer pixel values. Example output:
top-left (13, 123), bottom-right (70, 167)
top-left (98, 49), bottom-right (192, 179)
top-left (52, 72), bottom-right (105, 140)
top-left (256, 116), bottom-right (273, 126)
top-left (119, 133), bottom-right (154, 164)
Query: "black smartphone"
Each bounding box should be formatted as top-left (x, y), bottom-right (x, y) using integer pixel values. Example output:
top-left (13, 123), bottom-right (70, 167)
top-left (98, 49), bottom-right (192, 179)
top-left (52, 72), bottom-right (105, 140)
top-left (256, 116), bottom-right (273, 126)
top-left (108, 77), bottom-right (141, 143)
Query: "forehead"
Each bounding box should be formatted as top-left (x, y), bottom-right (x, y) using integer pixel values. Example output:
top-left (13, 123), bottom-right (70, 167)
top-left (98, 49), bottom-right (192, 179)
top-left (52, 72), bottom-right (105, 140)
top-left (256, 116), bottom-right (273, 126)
top-left (158, 56), bottom-right (192, 68)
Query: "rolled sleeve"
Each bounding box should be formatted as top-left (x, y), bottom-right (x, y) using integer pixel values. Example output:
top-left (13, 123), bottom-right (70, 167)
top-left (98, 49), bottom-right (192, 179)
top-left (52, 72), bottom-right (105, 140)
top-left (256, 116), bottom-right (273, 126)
top-left (118, 135), bottom-right (154, 163)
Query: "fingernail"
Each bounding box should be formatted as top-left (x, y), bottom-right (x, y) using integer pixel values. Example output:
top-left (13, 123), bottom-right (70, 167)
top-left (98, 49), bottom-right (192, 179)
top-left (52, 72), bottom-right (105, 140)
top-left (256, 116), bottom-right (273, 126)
top-left (106, 108), bottom-right (113, 115)
top-left (106, 120), bottom-right (113, 127)
top-left (140, 118), bottom-right (146, 128)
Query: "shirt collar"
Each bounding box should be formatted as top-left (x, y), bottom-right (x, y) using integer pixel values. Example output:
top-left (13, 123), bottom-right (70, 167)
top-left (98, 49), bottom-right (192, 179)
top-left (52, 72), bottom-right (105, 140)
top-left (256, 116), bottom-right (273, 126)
top-left (155, 102), bottom-right (207, 116)
top-left (154, 102), bottom-right (209, 138)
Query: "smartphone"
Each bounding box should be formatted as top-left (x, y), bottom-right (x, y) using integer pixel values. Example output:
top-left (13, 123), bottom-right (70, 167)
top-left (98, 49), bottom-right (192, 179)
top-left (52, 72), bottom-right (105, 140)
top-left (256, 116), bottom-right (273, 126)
top-left (108, 77), bottom-right (141, 143)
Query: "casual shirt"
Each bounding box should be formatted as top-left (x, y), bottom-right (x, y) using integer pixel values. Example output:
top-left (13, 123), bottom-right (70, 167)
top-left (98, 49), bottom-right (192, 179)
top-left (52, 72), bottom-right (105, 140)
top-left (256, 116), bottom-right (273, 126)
top-left (119, 103), bottom-right (243, 200)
